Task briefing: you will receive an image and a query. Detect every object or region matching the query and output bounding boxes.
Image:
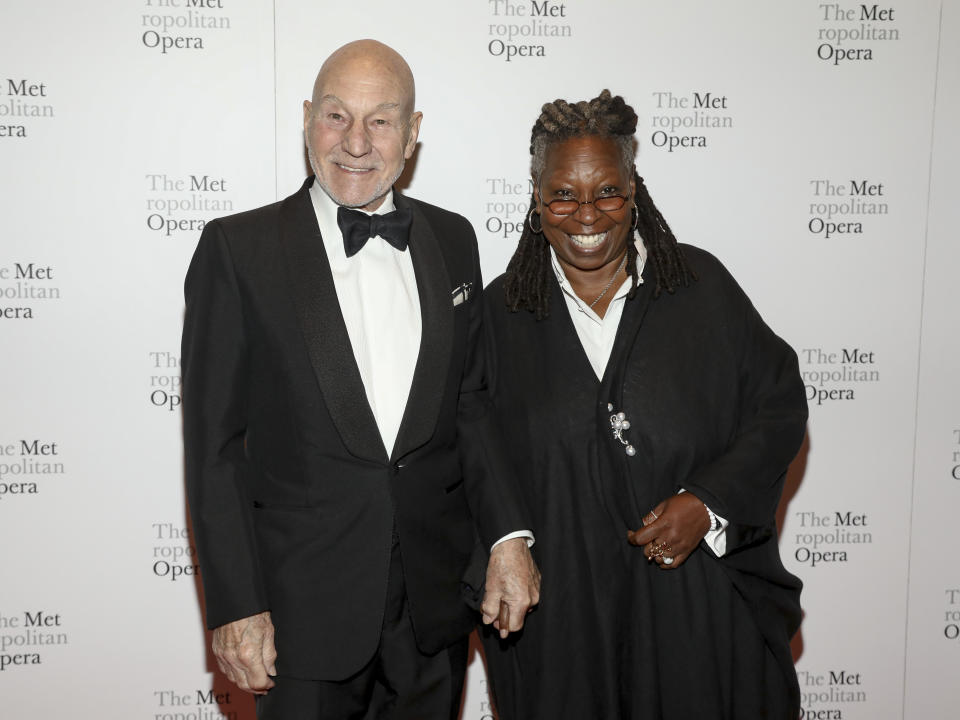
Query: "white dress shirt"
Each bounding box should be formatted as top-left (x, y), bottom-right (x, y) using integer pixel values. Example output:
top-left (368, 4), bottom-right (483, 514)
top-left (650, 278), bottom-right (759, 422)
top-left (309, 182), bottom-right (532, 550)
top-left (309, 183), bottom-right (420, 458)
top-left (550, 233), bottom-right (729, 556)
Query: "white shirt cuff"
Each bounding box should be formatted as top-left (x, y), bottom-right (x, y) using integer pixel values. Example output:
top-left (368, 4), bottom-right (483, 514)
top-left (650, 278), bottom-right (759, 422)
top-left (491, 530), bottom-right (535, 552)
top-left (702, 515), bottom-right (729, 557)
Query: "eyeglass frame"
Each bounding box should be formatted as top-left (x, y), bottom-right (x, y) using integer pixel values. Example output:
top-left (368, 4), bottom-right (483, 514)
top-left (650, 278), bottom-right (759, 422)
top-left (536, 180), bottom-right (633, 217)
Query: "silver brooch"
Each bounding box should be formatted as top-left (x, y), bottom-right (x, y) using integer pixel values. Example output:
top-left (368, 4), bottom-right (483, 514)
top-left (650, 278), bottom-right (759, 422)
top-left (608, 403), bottom-right (636, 457)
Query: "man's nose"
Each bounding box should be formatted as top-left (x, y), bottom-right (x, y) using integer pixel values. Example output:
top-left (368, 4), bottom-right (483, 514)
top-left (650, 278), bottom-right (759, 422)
top-left (343, 121), bottom-right (372, 157)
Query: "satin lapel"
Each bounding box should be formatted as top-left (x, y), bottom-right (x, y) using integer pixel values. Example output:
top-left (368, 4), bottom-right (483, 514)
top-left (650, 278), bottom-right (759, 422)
top-left (279, 179), bottom-right (388, 463)
top-left (390, 193), bottom-right (453, 462)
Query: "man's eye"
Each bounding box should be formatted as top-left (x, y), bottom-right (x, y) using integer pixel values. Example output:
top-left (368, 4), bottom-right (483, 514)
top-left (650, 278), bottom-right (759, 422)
top-left (328, 113), bottom-right (344, 122)
top-left (373, 118), bottom-right (389, 126)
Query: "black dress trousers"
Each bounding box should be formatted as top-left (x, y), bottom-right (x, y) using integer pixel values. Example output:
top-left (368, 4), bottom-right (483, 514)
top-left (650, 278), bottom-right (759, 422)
top-left (256, 537), bottom-right (469, 720)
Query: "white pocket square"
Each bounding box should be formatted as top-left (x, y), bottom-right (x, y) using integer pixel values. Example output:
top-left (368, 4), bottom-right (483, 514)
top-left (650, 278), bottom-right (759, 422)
top-left (451, 282), bottom-right (473, 306)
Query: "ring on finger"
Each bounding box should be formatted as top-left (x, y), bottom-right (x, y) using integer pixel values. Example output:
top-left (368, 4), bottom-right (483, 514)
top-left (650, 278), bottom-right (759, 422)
top-left (662, 556), bottom-right (675, 565)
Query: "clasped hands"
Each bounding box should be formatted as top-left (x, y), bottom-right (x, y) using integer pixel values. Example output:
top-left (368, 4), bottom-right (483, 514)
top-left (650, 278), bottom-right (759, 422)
top-left (212, 539), bottom-right (541, 694)
top-left (481, 537), bottom-right (541, 639)
top-left (627, 492), bottom-right (712, 570)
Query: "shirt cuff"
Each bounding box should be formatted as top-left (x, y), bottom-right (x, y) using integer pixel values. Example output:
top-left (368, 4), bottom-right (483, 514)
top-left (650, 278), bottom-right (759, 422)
top-left (702, 515), bottom-right (729, 557)
top-left (678, 489), bottom-right (729, 557)
top-left (491, 530), bottom-right (535, 553)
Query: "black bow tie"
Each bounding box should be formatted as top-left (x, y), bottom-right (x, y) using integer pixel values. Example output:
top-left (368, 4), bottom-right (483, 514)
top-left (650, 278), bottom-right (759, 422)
top-left (337, 205), bottom-right (412, 258)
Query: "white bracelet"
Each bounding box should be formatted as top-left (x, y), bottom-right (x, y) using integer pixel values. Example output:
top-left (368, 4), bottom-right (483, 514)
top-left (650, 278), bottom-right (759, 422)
top-left (705, 505), bottom-right (719, 532)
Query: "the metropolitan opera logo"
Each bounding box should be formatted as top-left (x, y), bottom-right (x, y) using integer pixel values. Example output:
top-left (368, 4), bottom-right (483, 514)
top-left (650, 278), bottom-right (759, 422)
top-left (153, 688), bottom-right (242, 720)
top-left (952, 428), bottom-right (960, 482)
top-left (807, 179), bottom-right (887, 240)
top-left (648, 91), bottom-right (733, 153)
top-left (800, 346), bottom-right (880, 407)
top-left (149, 351), bottom-right (181, 413)
top-left (0, 78), bottom-right (53, 139)
top-left (152, 521), bottom-right (199, 583)
top-left (0, 439), bottom-right (64, 501)
top-left (815, 3), bottom-right (901, 65)
top-left (798, 667), bottom-right (867, 719)
top-left (790, 509), bottom-right (872, 569)
top-left (140, 0), bottom-right (232, 55)
top-left (482, 176), bottom-right (532, 244)
top-left (145, 173), bottom-right (235, 240)
top-left (485, 0), bottom-right (572, 61)
top-left (0, 261), bottom-right (61, 320)
top-left (0, 610), bottom-right (69, 672)
top-left (944, 589), bottom-right (960, 641)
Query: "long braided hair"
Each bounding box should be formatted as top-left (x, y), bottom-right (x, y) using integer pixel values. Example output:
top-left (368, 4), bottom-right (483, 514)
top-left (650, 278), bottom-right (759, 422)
top-left (504, 89), bottom-right (695, 320)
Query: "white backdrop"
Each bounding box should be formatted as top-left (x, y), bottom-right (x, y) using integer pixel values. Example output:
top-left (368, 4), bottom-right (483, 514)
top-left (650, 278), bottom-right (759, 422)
top-left (1, 1), bottom-right (957, 718)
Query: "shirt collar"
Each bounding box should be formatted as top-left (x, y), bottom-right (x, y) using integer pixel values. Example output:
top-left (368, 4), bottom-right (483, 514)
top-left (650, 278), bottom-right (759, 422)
top-left (310, 174), bottom-right (395, 221)
top-left (308, 178), bottom-right (397, 259)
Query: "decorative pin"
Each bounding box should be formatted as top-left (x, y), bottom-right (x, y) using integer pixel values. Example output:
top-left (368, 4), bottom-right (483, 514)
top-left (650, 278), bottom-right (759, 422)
top-left (609, 406), bottom-right (636, 457)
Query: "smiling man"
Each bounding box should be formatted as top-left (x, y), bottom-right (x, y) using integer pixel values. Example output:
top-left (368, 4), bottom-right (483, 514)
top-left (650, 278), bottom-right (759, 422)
top-left (181, 39), bottom-right (539, 720)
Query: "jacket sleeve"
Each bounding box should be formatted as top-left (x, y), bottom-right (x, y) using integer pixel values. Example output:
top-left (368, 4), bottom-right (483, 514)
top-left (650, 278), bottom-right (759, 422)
top-left (682, 275), bottom-right (808, 554)
top-left (455, 221), bottom-right (533, 551)
top-left (181, 221), bottom-right (268, 629)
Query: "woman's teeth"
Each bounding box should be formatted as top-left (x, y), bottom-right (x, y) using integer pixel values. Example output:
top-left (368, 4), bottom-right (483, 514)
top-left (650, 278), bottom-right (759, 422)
top-left (569, 232), bottom-right (607, 249)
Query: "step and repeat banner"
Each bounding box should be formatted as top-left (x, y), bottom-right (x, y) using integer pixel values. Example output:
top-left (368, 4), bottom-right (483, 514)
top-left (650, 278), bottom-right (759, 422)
top-left (1, 1), bottom-right (956, 718)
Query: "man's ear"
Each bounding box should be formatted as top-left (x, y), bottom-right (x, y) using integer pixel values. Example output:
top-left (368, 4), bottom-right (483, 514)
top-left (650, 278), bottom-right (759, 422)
top-left (404, 112), bottom-right (423, 158)
top-left (303, 100), bottom-right (313, 132)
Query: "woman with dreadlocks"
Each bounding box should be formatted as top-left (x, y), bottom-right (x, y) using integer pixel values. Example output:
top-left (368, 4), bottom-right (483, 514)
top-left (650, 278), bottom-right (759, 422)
top-left (479, 90), bottom-right (807, 719)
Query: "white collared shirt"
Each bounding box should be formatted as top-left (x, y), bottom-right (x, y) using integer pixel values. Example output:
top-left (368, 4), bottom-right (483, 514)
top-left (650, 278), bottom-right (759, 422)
top-left (550, 234), bottom-right (729, 556)
top-left (550, 235), bottom-right (648, 380)
top-left (309, 182), bottom-right (420, 458)
top-left (309, 181), bottom-right (533, 551)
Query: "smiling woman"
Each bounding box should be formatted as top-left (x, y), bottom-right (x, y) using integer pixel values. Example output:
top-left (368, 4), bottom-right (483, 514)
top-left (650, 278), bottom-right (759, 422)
top-left (533, 136), bottom-right (635, 315)
top-left (482, 90), bottom-right (808, 720)
top-left (505, 91), bottom-right (696, 323)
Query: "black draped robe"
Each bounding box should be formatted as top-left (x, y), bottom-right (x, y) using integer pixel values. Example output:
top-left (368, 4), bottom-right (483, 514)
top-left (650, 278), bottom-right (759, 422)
top-left (481, 245), bottom-right (806, 720)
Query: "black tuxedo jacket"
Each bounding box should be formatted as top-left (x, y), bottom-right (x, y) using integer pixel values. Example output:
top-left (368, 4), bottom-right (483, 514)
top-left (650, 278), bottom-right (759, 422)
top-left (182, 177), bottom-right (528, 680)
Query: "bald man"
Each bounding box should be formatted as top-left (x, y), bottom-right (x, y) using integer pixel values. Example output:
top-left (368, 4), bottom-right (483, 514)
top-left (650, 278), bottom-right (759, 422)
top-left (182, 39), bottom-right (539, 719)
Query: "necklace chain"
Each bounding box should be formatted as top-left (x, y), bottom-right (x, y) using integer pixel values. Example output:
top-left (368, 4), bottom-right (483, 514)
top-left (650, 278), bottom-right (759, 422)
top-left (589, 252), bottom-right (629, 309)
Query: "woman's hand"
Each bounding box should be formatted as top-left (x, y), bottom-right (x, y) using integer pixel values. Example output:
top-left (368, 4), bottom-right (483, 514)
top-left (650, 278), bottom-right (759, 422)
top-left (627, 493), bottom-right (712, 569)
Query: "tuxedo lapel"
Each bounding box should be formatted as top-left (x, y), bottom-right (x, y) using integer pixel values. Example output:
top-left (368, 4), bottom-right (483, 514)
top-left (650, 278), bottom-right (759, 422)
top-left (280, 179), bottom-right (388, 463)
top-left (390, 192), bottom-right (453, 462)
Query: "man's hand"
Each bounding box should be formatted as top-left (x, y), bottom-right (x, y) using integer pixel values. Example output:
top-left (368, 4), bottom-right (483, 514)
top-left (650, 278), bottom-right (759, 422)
top-left (481, 538), bottom-right (541, 639)
top-left (211, 611), bottom-right (277, 695)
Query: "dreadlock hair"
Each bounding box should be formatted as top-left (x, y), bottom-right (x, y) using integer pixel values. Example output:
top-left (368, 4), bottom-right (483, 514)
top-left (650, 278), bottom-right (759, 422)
top-left (504, 89), bottom-right (696, 320)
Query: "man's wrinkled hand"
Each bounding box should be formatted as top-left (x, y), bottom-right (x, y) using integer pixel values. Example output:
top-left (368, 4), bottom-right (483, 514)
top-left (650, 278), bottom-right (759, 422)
top-left (481, 538), bottom-right (541, 639)
top-left (211, 611), bottom-right (277, 695)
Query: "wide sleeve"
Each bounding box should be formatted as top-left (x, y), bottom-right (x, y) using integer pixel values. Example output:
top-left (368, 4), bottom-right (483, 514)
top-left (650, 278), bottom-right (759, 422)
top-left (181, 221), bottom-right (267, 629)
top-left (454, 225), bottom-right (532, 550)
top-left (681, 277), bottom-right (808, 554)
